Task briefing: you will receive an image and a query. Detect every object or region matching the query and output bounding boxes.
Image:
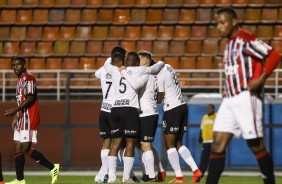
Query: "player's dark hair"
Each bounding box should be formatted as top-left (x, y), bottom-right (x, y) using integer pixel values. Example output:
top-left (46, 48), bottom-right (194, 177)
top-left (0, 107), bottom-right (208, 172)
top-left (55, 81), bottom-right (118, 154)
top-left (149, 59), bottom-right (155, 66)
top-left (208, 104), bottom-right (215, 110)
top-left (128, 52), bottom-right (140, 63)
top-left (216, 7), bottom-right (237, 19)
top-left (12, 56), bottom-right (26, 64)
top-left (111, 46), bottom-right (126, 56)
top-left (111, 52), bottom-right (123, 65)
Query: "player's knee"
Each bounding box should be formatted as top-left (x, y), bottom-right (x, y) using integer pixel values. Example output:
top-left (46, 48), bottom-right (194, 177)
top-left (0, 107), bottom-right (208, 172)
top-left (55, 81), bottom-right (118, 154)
top-left (247, 138), bottom-right (265, 154)
top-left (141, 142), bottom-right (151, 152)
top-left (211, 140), bottom-right (225, 153)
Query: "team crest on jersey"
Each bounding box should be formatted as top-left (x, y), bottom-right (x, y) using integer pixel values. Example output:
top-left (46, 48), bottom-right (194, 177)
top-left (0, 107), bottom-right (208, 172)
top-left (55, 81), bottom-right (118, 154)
top-left (106, 73), bottom-right (112, 79)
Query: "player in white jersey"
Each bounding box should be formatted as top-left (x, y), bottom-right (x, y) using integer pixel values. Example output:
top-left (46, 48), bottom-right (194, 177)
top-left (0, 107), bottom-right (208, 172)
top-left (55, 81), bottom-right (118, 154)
top-left (104, 51), bottom-right (164, 183)
top-left (94, 47), bottom-right (126, 183)
top-left (157, 64), bottom-right (203, 183)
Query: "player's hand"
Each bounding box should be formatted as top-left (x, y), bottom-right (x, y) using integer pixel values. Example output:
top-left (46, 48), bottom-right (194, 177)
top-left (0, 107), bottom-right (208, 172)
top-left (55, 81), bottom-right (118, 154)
top-left (248, 74), bottom-right (267, 93)
top-left (11, 117), bottom-right (17, 130)
top-left (4, 108), bottom-right (18, 117)
top-left (118, 66), bottom-right (126, 72)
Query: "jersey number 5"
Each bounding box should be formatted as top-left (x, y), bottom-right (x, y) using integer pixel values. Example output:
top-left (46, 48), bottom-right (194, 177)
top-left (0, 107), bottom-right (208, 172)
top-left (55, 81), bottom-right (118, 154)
top-left (105, 81), bottom-right (112, 99)
top-left (119, 77), bottom-right (126, 93)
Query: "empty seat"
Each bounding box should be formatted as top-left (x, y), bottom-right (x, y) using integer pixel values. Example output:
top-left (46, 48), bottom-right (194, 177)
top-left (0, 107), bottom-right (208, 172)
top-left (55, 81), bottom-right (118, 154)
top-left (186, 40), bottom-right (201, 56)
top-left (0, 10), bottom-right (16, 24)
top-left (200, 0), bottom-right (215, 7)
top-left (219, 39), bottom-right (227, 55)
top-left (130, 9), bottom-right (146, 24)
top-left (29, 58), bottom-right (46, 69)
top-left (190, 73), bottom-right (207, 86)
top-left (36, 42), bottom-right (52, 56)
top-left (20, 41), bottom-right (36, 56)
top-left (202, 39), bottom-right (218, 56)
top-left (151, 0), bottom-right (166, 7)
top-left (244, 8), bottom-right (261, 23)
top-left (5, 0), bottom-right (22, 7)
top-left (26, 26), bottom-right (43, 40)
top-left (241, 25), bottom-right (256, 34)
top-left (141, 26), bottom-right (158, 40)
top-left (146, 9), bottom-right (162, 24)
top-left (207, 73), bottom-right (220, 86)
top-left (0, 58), bottom-right (11, 69)
top-left (113, 9), bottom-right (130, 25)
top-left (207, 26), bottom-right (221, 38)
top-left (119, 0), bottom-right (135, 7)
top-left (197, 56), bottom-right (213, 69)
top-left (271, 40), bottom-right (282, 54)
top-left (174, 26), bottom-right (190, 40)
top-left (167, 0), bottom-right (184, 7)
top-left (216, 0), bottom-right (232, 7)
top-left (265, 0), bottom-right (281, 7)
top-left (195, 8), bottom-right (212, 24)
top-left (92, 26), bottom-right (108, 40)
top-left (16, 10), bottom-right (32, 24)
top-left (32, 10), bottom-right (49, 24)
top-left (95, 57), bottom-right (107, 69)
top-left (76, 26), bottom-right (92, 40)
top-left (180, 56), bottom-right (196, 69)
top-left (43, 27), bottom-right (59, 40)
top-left (178, 9), bottom-right (195, 24)
top-left (261, 8), bottom-right (278, 23)
top-left (86, 0), bottom-right (102, 7)
top-left (97, 9), bottom-right (113, 24)
top-left (120, 41), bottom-right (136, 53)
top-left (135, 0), bottom-right (151, 7)
top-left (70, 0), bottom-right (85, 7)
top-left (38, 73), bottom-right (57, 87)
top-left (80, 57), bottom-right (95, 70)
top-left (124, 26), bottom-right (141, 40)
top-left (213, 56), bottom-right (224, 69)
top-left (158, 26), bottom-right (174, 40)
top-left (54, 0), bottom-right (70, 7)
top-left (279, 8), bottom-right (282, 23)
top-left (53, 41), bottom-right (70, 55)
top-left (232, 0), bottom-right (248, 7)
top-left (162, 9), bottom-right (179, 24)
top-left (10, 27), bottom-right (26, 40)
top-left (86, 41), bottom-right (102, 56)
top-left (137, 41), bottom-right (152, 52)
top-left (102, 41), bottom-right (119, 56)
top-left (65, 9), bottom-right (81, 24)
top-left (248, 0), bottom-right (264, 7)
top-left (183, 0), bottom-right (199, 7)
top-left (49, 9), bottom-right (65, 24)
top-left (81, 9), bottom-right (97, 24)
top-left (46, 58), bottom-right (62, 69)
top-left (102, 0), bottom-right (118, 7)
top-left (63, 57), bottom-right (79, 69)
top-left (38, 0), bottom-right (55, 7)
top-left (69, 41), bottom-right (86, 56)
top-left (153, 41), bottom-right (169, 56)
top-left (190, 26), bottom-right (207, 40)
top-left (274, 25), bottom-right (282, 39)
top-left (3, 42), bottom-right (19, 55)
top-left (59, 26), bottom-right (75, 40)
top-left (163, 57), bottom-right (179, 69)
top-left (0, 27), bottom-right (10, 40)
top-left (257, 25), bottom-right (274, 40)
top-left (169, 41), bottom-right (185, 56)
top-left (108, 26), bottom-right (124, 40)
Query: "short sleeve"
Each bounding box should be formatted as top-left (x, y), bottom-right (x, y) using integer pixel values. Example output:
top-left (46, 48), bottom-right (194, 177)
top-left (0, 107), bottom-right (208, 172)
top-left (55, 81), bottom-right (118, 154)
top-left (95, 67), bottom-right (102, 79)
top-left (25, 76), bottom-right (36, 95)
top-left (246, 38), bottom-right (272, 60)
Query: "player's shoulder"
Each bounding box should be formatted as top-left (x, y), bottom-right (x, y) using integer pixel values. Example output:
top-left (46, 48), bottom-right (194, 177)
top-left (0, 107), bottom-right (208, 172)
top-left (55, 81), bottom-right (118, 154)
top-left (24, 72), bottom-right (36, 81)
top-left (236, 28), bottom-right (257, 42)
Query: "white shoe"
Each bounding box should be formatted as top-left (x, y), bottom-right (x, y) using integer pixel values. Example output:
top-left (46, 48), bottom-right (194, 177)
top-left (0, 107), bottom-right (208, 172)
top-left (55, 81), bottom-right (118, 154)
top-left (108, 178), bottom-right (120, 183)
top-left (95, 174), bottom-right (108, 183)
top-left (6, 179), bottom-right (26, 184)
top-left (122, 178), bottom-right (135, 183)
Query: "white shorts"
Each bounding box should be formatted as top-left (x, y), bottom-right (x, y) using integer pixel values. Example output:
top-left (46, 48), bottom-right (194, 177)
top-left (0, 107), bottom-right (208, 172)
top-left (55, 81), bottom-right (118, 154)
top-left (213, 91), bottom-right (263, 139)
top-left (14, 130), bottom-right (38, 143)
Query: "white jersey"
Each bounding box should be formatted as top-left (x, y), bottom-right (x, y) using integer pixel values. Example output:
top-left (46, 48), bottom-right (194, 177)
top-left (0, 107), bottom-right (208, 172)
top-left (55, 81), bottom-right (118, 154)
top-left (157, 64), bottom-right (185, 111)
top-left (95, 66), bottom-right (114, 112)
top-left (104, 58), bottom-right (164, 109)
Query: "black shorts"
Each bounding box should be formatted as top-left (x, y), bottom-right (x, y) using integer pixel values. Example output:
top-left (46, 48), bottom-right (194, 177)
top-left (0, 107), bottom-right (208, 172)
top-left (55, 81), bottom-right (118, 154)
top-left (140, 114), bottom-right (158, 142)
top-left (162, 104), bottom-right (188, 135)
top-left (99, 110), bottom-right (112, 140)
top-left (110, 107), bottom-right (140, 138)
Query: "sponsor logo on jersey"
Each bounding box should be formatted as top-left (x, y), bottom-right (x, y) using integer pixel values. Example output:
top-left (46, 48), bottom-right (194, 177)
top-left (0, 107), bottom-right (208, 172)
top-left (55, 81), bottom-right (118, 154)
top-left (114, 99), bottom-right (130, 106)
top-left (170, 127), bottom-right (179, 132)
top-left (102, 102), bottom-right (112, 111)
top-left (111, 128), bottom-right (119, 134)
top-left (144, 136), bottom-right (153, 141)
top-left (124, 130), bottom-right (137, 135)
top-left (100, 131), bottom-right (106, 135)
top-left (106, 73), bottom-right (112, 79)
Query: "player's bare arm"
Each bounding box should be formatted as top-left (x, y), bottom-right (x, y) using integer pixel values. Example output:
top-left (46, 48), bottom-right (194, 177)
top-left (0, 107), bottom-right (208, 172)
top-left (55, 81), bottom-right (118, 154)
top-left (4, 95), bottom-right (35, 117)
top-left (157, 92), bottom-right (164, 104)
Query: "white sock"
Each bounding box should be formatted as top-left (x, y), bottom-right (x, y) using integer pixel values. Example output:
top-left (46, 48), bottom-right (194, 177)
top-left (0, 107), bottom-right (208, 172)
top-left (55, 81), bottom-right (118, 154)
top-left (138, 147), bottom-right (146, 175)
top-left (108, 156), bottom-right (117, 180)
top-left (142, 152), bottom-right (148, 175)
top-left (178, 145), bottom-right (198, 172)
top-left (143, 151), bottom-right (155, 178)
top-left (123, 157), bottom-right (135, 180)
top-left (152, 145), bottom-right (165, 172)
top-left (167, 148), bottom-right (183, 177)
top-left (97, 149), bottom-right (110, 177)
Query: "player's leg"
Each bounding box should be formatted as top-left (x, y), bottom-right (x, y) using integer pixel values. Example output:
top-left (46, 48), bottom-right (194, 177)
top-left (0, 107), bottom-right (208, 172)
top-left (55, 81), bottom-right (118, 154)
top-left (199, 143), bottom-right (211, 175)
top-left (0, 152), bottom-right (4, 183)
top-left (247, 138), bottom-right (275, 184)
top-left (206, 131), bottom-right (233, 184)
top-left (151, 145), bottom-right (166, 182)
top-left (122, 137), bottom-right (137, 181)
top-left (108, 137), bottom-right (123, 182)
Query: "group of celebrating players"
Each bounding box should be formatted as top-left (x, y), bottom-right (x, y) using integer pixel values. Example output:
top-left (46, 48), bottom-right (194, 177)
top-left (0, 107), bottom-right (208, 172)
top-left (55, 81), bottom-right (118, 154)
top-left (0, 7), bottom-right (280, 184)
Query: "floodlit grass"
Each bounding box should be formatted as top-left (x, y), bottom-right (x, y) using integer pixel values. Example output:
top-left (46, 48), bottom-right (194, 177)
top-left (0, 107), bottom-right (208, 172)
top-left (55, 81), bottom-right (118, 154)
top-left (3, 175), bottom-right (282, 184)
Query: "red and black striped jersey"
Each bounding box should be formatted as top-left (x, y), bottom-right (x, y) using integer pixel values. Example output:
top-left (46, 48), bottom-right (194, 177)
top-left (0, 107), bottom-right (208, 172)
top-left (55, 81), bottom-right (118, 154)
top-left (223, 29), bottom-right (272, 97)
top-left (16, 72), bottom-right (40, 130)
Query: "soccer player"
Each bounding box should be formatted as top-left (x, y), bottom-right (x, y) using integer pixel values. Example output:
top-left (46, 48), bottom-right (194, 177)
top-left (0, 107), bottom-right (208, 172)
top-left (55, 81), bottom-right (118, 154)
top-left (4, 57), bottom-right (60, 184)
top-left (157, 64), bottom-right (203, 183)
top-left (198, 104), bottom-right (216, 175)
top-left (206, 8), bottom-right (280, 184)
top-left (0, 152), bottom-right (4, 184)
top-left (104, 51), bottom-right (164, 183)
top-left (94, 47), bottom-right (126, 183)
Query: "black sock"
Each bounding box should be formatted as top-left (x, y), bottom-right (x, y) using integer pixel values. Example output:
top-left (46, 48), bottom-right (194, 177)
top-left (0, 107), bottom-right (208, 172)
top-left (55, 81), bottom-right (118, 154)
top-left (206, 152), bottom-right (226, 184)
top-left (0, 153), bottom-right (3, 181)
top-left (15, 152), bottom-right (25, 181)
top-left (27, 149), bottom-right (54, 170)
top-left (256, 149), bottom-right (275, 184)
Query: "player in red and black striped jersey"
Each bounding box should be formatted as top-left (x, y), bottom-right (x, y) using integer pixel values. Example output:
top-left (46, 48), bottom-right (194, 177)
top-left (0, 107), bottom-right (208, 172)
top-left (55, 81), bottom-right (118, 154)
top-left (4, 57), bottom-right (60, 184)
top-left (206, 8), bottom-right (280, 184)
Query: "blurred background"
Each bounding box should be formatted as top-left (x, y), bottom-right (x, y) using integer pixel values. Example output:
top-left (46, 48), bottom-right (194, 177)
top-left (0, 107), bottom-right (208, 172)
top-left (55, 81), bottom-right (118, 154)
top-left (0, 0), bottom-right (281, 171)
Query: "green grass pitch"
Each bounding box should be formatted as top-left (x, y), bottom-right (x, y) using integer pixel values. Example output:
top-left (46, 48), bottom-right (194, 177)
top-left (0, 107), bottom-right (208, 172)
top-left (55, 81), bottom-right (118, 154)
top-left (3, 175), bottom-right (282, 184)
